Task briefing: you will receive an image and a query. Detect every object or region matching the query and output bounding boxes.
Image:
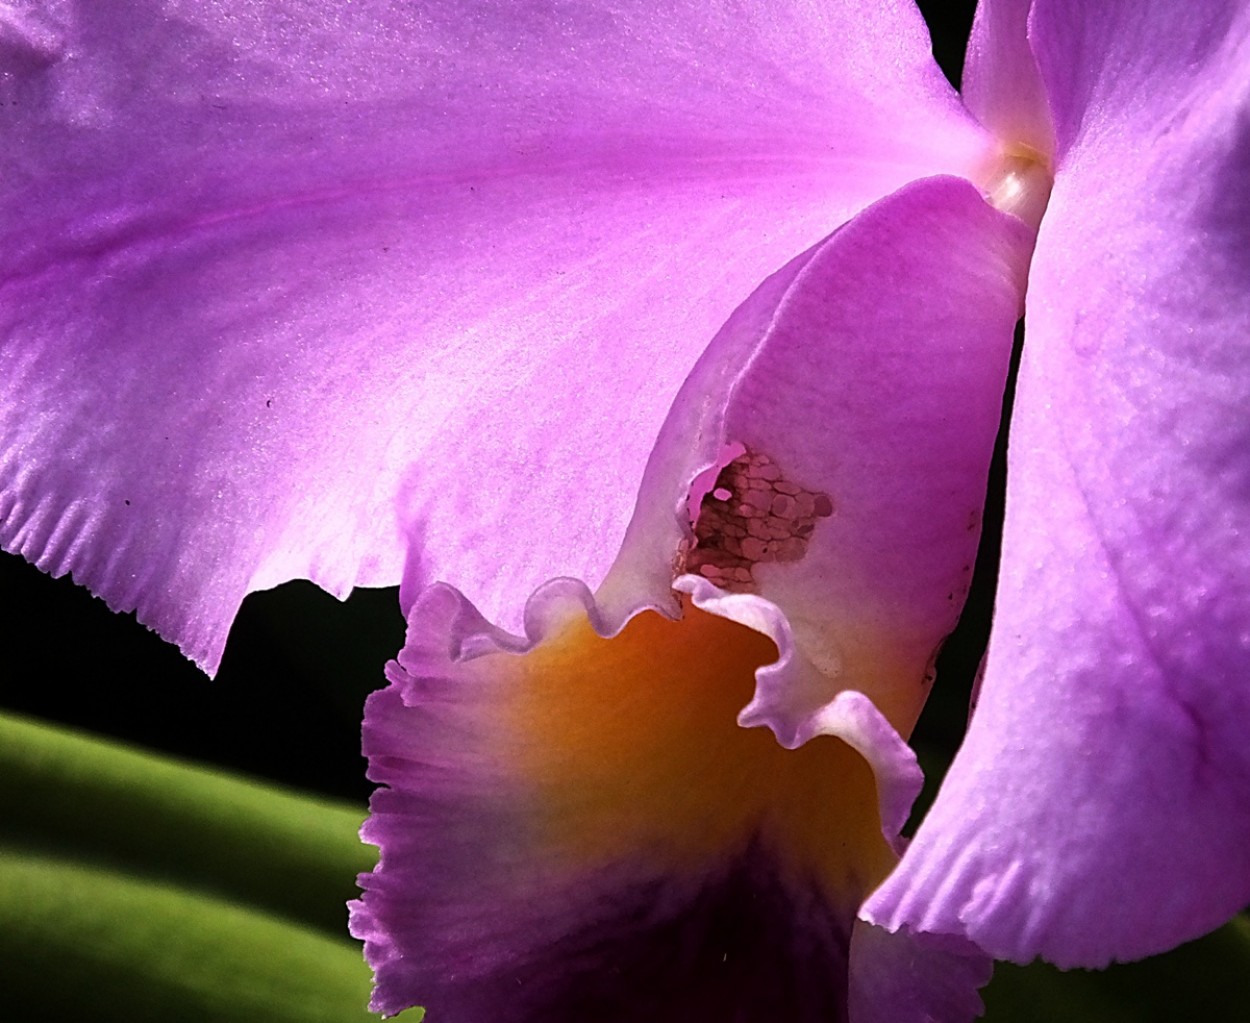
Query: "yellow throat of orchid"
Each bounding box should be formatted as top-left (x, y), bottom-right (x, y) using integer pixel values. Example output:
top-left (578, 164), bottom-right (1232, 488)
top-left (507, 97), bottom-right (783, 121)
top-left (508, 601), bottom-right (897, 905)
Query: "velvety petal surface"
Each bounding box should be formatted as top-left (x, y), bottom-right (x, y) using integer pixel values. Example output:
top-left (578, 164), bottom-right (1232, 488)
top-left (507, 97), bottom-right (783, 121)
top-left (866, 0), bottom-right (1250, 968)
top-left (0, 0), bottom-right (988, 671)
top-left (353, 176), bottom-right (1031, 1021)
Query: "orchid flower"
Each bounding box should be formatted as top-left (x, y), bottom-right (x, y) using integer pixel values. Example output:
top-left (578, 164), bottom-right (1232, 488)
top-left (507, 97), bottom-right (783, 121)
top-left (2, 0), bottom-right (1248, 1020)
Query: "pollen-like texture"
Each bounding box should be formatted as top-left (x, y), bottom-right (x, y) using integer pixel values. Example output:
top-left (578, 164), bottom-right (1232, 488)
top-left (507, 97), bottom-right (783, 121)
top-left (684, 448), bottom-right (834, 591)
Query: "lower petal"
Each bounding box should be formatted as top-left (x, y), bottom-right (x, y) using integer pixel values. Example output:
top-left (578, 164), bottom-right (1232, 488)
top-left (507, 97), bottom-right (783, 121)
top-left (849, 922), bottom-right (993, 1023)
top-left (352, 581), bottom-right (897, 1020)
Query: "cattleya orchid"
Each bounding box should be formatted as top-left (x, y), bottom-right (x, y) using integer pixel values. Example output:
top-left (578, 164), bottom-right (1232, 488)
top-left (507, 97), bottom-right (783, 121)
top-left (2, 0), bottom-right (1248, 1019)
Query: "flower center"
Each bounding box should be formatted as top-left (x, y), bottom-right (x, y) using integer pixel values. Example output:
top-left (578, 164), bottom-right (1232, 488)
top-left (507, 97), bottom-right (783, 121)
top-left (509, 600), bottom-right (895, 896)
top-left (980, 143), bottom-right (1054, 230)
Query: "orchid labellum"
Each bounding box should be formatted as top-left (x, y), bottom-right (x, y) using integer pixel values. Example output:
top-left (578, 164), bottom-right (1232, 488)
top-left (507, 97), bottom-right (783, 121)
top-left (2, 0), bottom-right (1248, 1020)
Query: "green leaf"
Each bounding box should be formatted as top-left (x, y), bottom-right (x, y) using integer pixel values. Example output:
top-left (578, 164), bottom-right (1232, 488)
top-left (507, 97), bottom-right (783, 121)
top-left (983, 915), bottom-right (1250, 1022)
top-left (0, 711), bottom-right (374, 934)
top-left (0, 850), bottom-right (421, 1022)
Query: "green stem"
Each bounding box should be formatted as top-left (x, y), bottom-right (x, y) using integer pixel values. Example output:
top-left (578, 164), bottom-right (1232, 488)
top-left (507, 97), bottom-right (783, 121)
top-left (0, 711), bottom-right (374, 934)
top-left (0, 851), bottom-right (421, 1021)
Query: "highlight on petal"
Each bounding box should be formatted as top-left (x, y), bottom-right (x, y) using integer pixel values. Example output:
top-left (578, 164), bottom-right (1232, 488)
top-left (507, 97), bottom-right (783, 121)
top-left (351, 580), bottom-right (895, 1021)
top-left (0, 0), bottom-right (992, 672)
top-left (0, 4), bottom-right (62, 71)
top-left (865, 0), bottom-right (1250, 969)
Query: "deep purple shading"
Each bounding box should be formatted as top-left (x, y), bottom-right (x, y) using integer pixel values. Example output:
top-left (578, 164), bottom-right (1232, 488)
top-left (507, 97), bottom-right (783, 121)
top-left (404, 840), bottom-right (852, 1023)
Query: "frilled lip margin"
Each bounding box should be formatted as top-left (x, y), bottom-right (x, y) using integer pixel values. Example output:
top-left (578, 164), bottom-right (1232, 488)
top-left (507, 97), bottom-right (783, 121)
top-left (349, 574), bottom-right (992, 1022)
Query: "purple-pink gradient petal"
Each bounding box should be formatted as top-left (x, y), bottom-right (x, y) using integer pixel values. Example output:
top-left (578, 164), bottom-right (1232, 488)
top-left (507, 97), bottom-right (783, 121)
top-left (351, 580), bottom-right (870, 1023)
top-left (0, 0), bottom-right (989, 672)
top-left (865, 0), bottom-right (1250, 967)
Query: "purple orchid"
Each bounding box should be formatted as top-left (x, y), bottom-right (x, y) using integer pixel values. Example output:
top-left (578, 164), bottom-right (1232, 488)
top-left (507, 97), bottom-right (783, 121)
top-left (3, 0), bottom-right (1248, 1019)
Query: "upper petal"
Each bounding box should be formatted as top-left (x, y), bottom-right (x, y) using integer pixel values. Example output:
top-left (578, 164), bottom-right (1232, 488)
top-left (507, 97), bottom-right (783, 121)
top-left (0, 0), bottom-right (988, 671)
top-left (865, 0), bottom-right (1250, 967)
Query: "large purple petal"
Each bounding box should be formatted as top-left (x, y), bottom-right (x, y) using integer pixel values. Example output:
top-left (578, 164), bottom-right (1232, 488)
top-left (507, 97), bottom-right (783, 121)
top-left (0, 0), bottom-right (987, 671)
top-left (865, 0), bottom-right (1250, 968)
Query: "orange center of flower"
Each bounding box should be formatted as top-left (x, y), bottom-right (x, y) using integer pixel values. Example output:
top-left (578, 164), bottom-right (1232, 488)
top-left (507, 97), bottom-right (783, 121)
top-left (506, 601), bottom-right (897, 905)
